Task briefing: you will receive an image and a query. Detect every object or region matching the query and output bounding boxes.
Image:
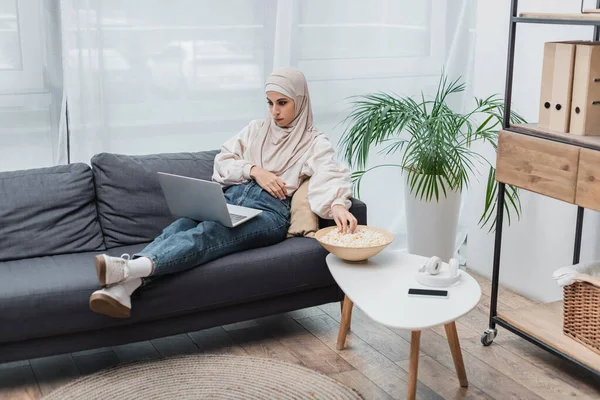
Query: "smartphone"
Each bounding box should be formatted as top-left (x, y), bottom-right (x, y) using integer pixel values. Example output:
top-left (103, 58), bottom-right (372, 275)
top-left (407, 288), bottom-right (449, 298)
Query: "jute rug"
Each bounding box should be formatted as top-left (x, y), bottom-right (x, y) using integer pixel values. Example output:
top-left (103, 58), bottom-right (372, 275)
top-left (43, 354), bottom-right (363, 399)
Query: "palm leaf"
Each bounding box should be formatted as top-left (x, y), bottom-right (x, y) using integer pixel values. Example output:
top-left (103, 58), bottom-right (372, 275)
top-left (338, 73), bottom-right (526, 231)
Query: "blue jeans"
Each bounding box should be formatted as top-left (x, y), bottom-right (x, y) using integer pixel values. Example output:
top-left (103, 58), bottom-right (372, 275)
top-left (134, 181), bottom-right (291, 278)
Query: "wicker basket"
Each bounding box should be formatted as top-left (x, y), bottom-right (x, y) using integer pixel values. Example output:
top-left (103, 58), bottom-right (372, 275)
top-left (563, 281), bottom-right (600, 355)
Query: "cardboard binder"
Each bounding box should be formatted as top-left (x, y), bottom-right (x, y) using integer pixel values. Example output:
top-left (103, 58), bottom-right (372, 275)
top-left (570, 43), bottom-right (600, 136)
top-left (538, 41), bottom-right (580, 132)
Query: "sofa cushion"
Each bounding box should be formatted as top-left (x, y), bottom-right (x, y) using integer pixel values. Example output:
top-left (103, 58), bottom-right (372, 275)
top-left (287, 177), bottom-right (319, 238)
top-left (0, 237), bottom-right (333, 343)
top-left (0, 163), bottom-right (105, 262)
top-left (91, 150), bottom-right (219, 248)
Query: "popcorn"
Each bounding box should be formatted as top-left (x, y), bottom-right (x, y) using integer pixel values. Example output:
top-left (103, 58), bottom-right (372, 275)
top-left (320, 226), bottom-right (387, 248)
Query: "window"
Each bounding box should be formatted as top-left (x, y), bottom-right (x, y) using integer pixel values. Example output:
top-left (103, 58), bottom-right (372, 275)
top-left (0, 0), bottom-right (44, 93)
top-left (0, 0), bottom-right (58, 172)
top-left (294, 0), bottom-right (447, 120)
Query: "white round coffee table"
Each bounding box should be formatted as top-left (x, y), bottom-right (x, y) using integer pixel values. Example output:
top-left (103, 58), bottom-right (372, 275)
top-left (327, 250), bottom-right (481, 400)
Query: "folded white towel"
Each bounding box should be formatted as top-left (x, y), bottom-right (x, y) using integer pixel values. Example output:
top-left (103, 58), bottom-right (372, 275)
top-left (553, 261), bottom-right (600, 287)
top-left (553, 268), bottom-right (578, 287)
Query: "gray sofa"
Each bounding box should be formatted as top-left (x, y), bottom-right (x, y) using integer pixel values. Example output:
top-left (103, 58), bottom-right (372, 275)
top-left (0, 150), bottom-right (366, 364)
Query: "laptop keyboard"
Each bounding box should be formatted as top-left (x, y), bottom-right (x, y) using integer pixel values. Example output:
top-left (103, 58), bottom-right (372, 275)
top-left (230, 213), bottom-right (246, 223)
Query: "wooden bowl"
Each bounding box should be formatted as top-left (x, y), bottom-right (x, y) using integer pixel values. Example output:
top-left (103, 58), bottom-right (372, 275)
top-left (314, 225), bottom-right (394, 262)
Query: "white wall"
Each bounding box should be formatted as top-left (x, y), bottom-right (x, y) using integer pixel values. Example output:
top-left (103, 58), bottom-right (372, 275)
top-left (467, 0), bottom-right (600, 302)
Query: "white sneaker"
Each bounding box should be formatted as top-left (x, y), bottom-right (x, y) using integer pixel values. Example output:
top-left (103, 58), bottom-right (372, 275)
top-left (94, 254), bottom-right (131, 287)
top-left (89, 278), bottom-right (141, 319)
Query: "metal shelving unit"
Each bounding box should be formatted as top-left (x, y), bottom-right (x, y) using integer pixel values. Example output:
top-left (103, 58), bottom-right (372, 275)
top-left (482, 0), bottom-right (600, 379)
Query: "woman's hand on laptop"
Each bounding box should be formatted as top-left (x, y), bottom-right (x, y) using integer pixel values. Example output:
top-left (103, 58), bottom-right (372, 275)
top-left (250, 166), bottom-right (287, 200)
top-left (332, 205), bottom-right (357, 234)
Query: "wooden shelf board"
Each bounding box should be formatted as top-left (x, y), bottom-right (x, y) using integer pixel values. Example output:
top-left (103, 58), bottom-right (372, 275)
top-left (519, 12), bottom-right (600, 21)
top-left (497, 301), bottom-right (600, 373)
top-left (508, 123), bottom-right (600, 151)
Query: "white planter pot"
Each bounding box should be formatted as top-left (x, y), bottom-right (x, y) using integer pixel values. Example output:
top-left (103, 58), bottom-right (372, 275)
top-left (404, 173), bottom-right (462, 262)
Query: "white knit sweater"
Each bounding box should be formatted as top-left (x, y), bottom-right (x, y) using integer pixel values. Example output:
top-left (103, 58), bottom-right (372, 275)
top-left (212, 120), bottom-right (353, 219)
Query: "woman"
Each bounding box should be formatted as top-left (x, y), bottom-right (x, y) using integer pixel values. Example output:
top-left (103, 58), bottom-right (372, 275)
top-left (89, 67), bottom-right (357, 318)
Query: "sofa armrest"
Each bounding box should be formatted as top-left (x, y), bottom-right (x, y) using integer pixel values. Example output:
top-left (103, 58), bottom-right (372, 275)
top-left (318, 198), bottom-right (367, 229)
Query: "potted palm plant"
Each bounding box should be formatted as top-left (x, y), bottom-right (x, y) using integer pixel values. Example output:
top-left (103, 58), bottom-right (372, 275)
top-left (339, 75), bottom-right (525, 261)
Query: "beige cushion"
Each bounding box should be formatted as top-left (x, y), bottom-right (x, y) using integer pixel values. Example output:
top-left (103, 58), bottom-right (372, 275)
top-left (287, 178), bottom-right (319, 238)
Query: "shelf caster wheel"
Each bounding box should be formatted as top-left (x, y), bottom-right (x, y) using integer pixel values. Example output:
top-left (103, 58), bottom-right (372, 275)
top-left (481, 328), bottom-right (497, 346)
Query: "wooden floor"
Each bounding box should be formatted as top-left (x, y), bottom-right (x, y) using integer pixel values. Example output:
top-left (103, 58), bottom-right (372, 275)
top-left (1, 270), bottom-right (599, 400)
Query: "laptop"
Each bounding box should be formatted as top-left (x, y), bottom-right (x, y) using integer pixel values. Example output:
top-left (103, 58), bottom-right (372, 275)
top-left (157, 172), bottom-right (262, 228)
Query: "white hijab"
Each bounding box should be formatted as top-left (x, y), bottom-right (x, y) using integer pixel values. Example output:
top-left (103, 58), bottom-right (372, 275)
top-left (247, 67), bottom-right (317, 176)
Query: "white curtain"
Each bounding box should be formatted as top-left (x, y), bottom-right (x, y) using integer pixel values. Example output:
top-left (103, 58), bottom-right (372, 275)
top-left (59, 0), bottom-right (274, 162)
top-left (2, 0), bottom-right (476, 255)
